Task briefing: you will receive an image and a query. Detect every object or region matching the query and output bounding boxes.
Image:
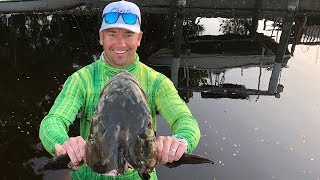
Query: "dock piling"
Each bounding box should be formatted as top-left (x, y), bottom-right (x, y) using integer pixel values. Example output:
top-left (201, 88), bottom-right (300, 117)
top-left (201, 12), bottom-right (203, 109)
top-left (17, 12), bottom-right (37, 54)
top-left (171, 0), bottom-right (186, 87)
top-left (268, 0), bottom-right (299, 93)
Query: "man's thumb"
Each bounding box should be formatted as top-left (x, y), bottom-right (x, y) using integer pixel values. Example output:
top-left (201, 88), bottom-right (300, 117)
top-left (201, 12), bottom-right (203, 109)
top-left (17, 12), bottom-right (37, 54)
top-left (55, 144), bottom-right (66, 156)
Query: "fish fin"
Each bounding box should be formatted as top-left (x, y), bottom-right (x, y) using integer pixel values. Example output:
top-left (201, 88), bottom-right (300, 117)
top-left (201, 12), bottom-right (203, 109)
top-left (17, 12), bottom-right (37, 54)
top-left (38, 154), bottom-right (84, 172)
top-left (164, 162), bottom-right (181, 168)
top-left (67, 161), bottom-right (82, 171)
top-left (38, 154), bottom-right (70, 172)
top-left (164, 153), bottom-right (214, 169)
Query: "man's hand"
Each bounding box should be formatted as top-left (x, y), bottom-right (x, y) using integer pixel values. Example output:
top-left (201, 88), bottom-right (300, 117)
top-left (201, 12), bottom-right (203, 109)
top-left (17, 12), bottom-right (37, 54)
top-left (55, 136), bottom-right (86, 166)
top-left (156, 136), bottom-right (187, 164)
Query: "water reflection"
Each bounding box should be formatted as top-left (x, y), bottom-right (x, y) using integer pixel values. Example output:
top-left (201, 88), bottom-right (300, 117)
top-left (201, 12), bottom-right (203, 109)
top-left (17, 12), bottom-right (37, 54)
top-left (0, 14), bottom-right (101, 179)
top-left (1, 11), bottom-right (320, 180)
top-left (146, 31), bottom-right (288, 101)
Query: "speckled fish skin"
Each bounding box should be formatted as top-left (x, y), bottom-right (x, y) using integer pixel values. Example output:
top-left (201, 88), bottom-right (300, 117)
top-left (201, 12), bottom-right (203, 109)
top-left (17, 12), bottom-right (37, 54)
top-left (85, 71), bottom-right (157, 175)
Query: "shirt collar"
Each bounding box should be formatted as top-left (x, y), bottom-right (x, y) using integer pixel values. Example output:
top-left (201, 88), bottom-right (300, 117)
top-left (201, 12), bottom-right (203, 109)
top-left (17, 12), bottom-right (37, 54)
top-left (98, 51), bottom-right (140, 76)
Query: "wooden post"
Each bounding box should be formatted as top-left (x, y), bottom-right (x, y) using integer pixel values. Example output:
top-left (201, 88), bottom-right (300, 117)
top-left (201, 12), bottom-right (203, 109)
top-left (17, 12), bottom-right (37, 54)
top-left (290, 16), bottom-right (307, 55)
top-left (171, 0), bottom-right (186, 87)
top-left (250, 0), bottom-right (262, 36)
top-left (268, 0), bottom-right (299, 93)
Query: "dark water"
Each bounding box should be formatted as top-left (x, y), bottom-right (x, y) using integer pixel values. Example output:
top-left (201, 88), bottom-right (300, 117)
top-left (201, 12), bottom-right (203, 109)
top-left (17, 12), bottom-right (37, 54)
top-left (1, 13), bottom-right (320, 180)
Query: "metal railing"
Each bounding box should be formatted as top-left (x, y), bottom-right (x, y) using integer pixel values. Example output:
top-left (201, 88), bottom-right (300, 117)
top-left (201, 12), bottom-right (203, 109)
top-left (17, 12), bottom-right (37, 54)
top-left (298, 26), bottom-right (320, 45)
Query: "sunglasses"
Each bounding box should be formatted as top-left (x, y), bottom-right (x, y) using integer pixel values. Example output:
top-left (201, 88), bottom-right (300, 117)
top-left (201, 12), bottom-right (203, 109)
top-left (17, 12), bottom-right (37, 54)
top-left (103, 12), bottom-right (140, 25)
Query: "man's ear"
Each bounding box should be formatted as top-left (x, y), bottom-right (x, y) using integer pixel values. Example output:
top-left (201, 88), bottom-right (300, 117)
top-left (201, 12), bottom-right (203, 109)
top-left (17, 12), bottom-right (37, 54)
top-left (137, 31), bottom-right (143, 47)
top-left (99, 31), bottom-right (103, 45)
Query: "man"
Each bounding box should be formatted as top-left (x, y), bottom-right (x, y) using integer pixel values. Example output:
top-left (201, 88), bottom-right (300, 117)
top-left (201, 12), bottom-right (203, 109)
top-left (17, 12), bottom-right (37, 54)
top-left (39, 1), bottom-right (200, 179)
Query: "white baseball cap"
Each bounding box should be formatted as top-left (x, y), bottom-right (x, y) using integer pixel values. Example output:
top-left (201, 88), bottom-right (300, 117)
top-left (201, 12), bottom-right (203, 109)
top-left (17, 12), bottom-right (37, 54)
top-left (99, 1), bottom-right (141, 33)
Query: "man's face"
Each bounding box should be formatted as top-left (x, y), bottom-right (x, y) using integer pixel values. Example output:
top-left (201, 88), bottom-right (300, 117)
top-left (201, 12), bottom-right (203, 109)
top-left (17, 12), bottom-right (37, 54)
top-left (99, 28), bottom-right (143, 68)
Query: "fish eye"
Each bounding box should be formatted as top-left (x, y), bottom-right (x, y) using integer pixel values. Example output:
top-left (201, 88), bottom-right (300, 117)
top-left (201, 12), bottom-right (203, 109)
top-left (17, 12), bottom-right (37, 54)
top-left (89, 137), bottom-right (96, 144)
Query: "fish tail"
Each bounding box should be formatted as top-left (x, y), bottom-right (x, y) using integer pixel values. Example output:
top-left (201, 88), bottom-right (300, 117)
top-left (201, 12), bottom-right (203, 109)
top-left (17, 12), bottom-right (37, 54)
top-left (38, 154), bottom-right (73, 172)
top-left (164, 153), bottom-right (214, 168)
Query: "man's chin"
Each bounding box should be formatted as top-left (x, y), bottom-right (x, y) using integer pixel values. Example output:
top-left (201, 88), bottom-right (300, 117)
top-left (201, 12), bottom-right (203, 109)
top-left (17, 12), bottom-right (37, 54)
top-left (114, 58), bottom-right (135, 68)
top-left (113, 61), bottom-right (129, 68)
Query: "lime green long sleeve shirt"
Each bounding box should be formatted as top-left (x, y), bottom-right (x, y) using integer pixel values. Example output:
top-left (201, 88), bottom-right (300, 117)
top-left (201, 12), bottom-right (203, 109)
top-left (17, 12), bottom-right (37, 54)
top-left (39, 53), bottom-right (200, 179)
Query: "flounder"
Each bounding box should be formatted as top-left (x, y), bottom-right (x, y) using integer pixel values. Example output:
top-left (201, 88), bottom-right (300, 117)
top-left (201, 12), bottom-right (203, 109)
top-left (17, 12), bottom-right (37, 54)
top-left (86, 71), bottom-right (157, 177)
top-left (39, 71), bottom-right (213, 179)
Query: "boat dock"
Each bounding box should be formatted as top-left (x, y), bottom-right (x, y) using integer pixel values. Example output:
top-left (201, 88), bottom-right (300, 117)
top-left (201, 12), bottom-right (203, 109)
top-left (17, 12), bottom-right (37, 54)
top-left (1, 0), bottom-right (319, 98)
top-left (0, 0), bottom-right (320, 18)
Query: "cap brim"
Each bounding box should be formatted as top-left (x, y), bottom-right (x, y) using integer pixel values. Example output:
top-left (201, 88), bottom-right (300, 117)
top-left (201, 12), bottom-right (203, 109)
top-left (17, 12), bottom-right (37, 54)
top-left (100, 23), bottom-right (140, 33)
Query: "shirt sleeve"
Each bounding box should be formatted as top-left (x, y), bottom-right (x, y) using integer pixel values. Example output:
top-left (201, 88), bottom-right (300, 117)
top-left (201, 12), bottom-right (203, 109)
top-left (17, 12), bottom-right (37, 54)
top-left (155, 76), bottom-right (200, 153)
top-left (39, 73), bottom-right (84, 155)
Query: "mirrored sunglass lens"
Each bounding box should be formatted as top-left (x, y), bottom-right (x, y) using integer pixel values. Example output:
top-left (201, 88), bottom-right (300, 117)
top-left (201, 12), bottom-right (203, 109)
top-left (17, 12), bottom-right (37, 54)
top-left (122, 13), bottom-right (137, 25)
top-left (104, 12), bottom-right (119, 24)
